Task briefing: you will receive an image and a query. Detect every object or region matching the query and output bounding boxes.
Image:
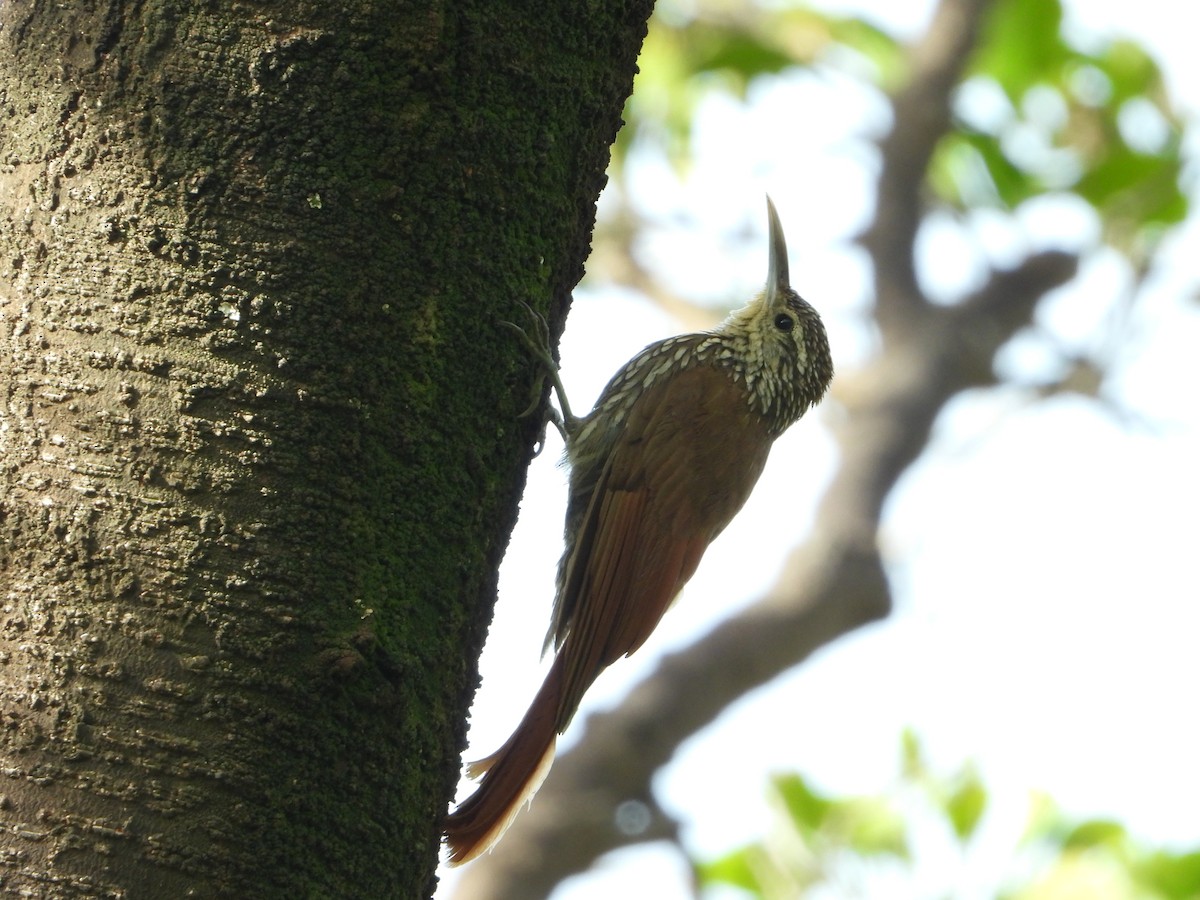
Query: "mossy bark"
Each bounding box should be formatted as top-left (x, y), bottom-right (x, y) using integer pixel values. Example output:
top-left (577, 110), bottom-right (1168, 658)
top-left (0, 2), bottom-right (650, 896)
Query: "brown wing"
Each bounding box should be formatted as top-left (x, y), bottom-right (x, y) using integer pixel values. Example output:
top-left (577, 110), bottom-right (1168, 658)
top-left (553, 364), bottom-right (774, 732)
top-left (445, 365), bottom-right (777, 864)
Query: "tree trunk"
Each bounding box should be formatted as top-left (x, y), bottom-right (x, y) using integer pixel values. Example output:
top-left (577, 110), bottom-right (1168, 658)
top-left (0, 2), bottom-right (650, 896)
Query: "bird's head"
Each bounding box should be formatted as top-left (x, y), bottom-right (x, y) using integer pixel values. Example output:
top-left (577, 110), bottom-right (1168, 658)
top-left (721, 197), bottom-right (833, 432)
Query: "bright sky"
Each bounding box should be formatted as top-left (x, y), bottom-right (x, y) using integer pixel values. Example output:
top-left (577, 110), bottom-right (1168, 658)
top-left (439, 1), bottom-right (1200, 897)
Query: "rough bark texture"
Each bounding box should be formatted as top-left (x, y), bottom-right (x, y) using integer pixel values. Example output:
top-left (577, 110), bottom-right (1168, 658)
top-left (0, 2), bottom-right (650, 897)
top-left (448, 0), bottom-right (1082, 896)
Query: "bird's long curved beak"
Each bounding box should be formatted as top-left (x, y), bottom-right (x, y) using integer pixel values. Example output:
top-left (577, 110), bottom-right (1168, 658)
top-left (765, 195), bottom-right (790, 308)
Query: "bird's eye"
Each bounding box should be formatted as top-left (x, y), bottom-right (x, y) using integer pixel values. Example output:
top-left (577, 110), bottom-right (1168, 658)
top-left (774, 313), bottom-right (794, 332)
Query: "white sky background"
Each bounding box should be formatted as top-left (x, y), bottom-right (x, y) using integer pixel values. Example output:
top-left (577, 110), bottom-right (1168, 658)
top-left (439, 1), bottom-right (1200, 896)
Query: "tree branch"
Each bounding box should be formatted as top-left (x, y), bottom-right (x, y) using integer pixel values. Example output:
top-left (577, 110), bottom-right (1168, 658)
top-left (862, 0), bottom-right (995, 330)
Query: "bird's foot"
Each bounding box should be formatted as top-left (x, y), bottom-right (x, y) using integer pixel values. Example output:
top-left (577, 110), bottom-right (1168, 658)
top-left (502, 301), bottom-right (578, 447)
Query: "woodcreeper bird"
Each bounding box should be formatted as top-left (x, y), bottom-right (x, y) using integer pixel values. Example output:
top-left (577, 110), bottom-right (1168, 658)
top-left (444, 197), bottom-right (833, 864)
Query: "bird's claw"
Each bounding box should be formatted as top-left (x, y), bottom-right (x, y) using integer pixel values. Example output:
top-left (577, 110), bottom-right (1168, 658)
top-left (503, 301), bottom-right (577, 444)
top-left (501, 301), bottom-right (557, 372)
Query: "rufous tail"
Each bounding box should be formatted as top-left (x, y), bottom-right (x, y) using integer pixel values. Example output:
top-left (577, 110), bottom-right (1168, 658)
top-left (444, 653), bottom-right (567, 865)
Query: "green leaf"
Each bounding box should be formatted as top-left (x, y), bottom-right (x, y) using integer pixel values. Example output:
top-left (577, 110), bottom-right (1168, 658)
top-left (837, 797), bottom-right (910, 858)
top-left (1062, 818), bottom-right (1127, 851)
top-left (929, 130), bottom-right (1042, 210)
top-left (695, 750), bottom-right (1200, 900)
top-left (615, 2), bottom-right (912, 176)
top-left (1077, 149), bottom-right (1188, 247)
top-left (973, 0), bottom-right (1069, 100)
top-left (696, 844), bottom-right (763, 892)
top-left (687, 23), bottom-right (796, 84)
top-left (1099, 39), bottom-right (1166, 105)
top-left (944, 768), bottom-right (988, 842)
top-left (900, 727), bottom-right (925, 780)
top-left (951, 0), bottom-right (1189, 253)
top-left (1076, 148), bottom-right (1173, 207)
top-left (827, 16), bottom-right (906, 87)
top-left (771, 772), bottom-right (831, 833)
top-left (966, 130), bottom-right (1044, 205)
top-left (1134, 850), bottom-right (1200, 899)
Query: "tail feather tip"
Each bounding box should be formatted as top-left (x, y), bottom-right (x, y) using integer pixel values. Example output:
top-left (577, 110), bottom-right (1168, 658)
top-left (444, 738), bottom-right (556, 866)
